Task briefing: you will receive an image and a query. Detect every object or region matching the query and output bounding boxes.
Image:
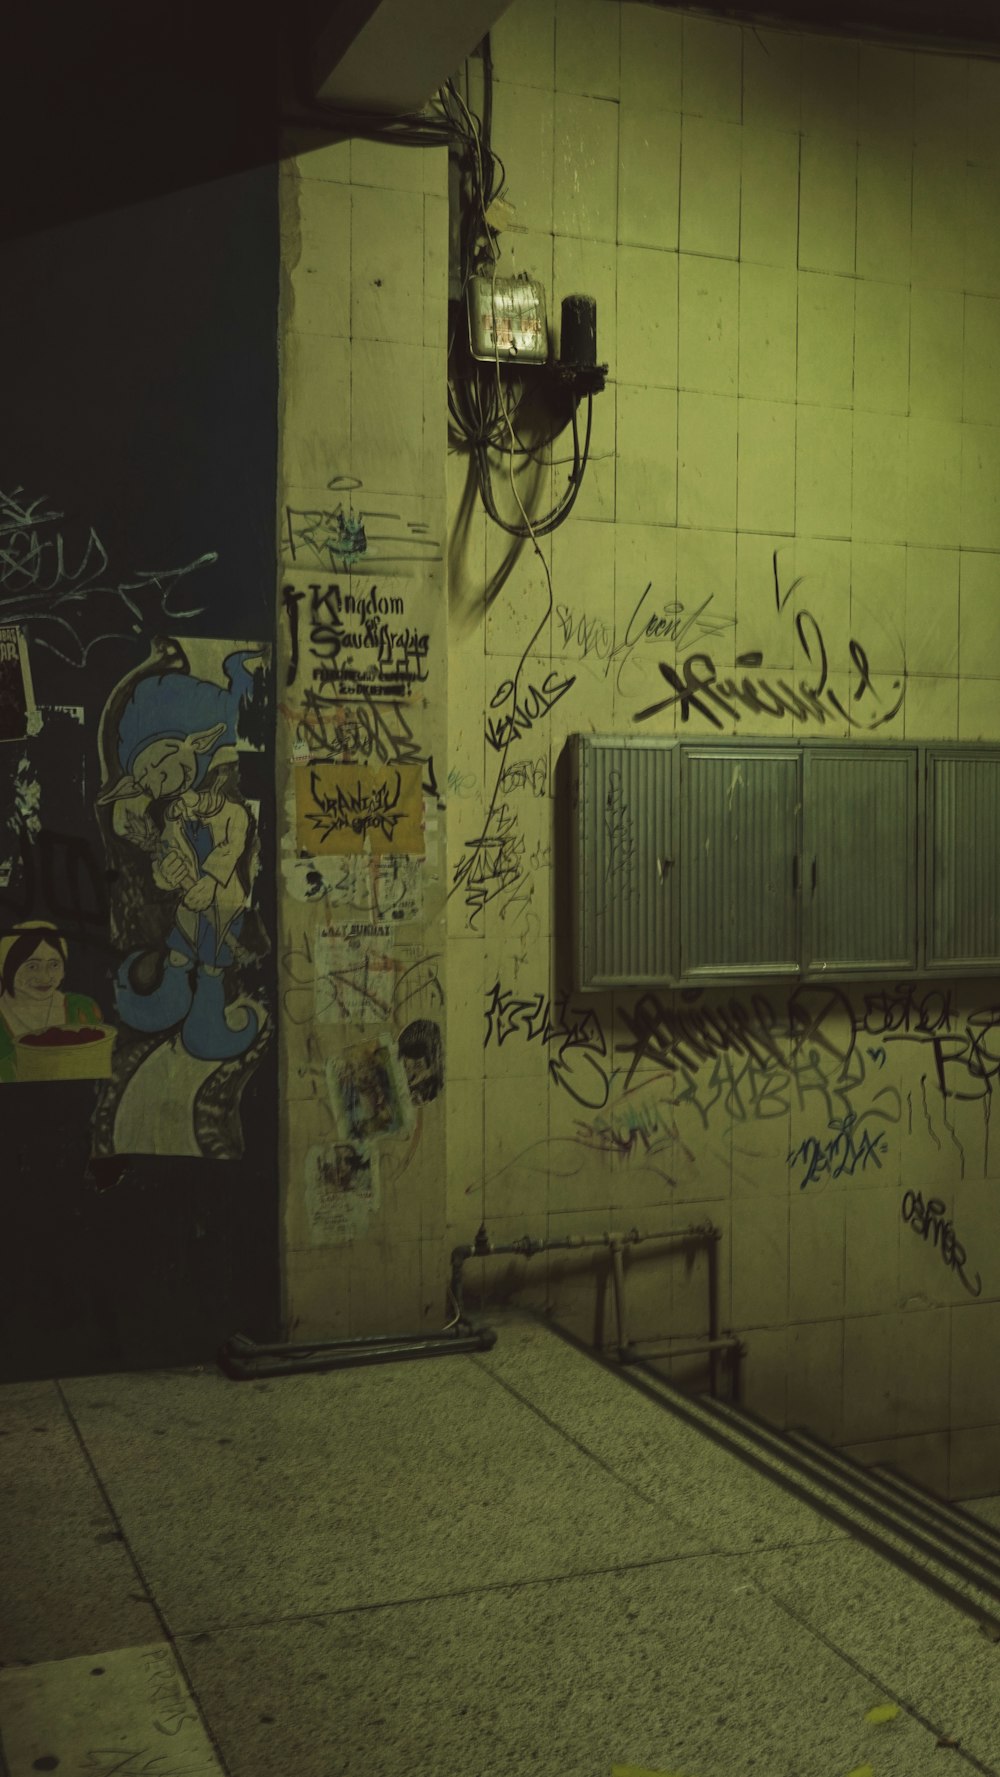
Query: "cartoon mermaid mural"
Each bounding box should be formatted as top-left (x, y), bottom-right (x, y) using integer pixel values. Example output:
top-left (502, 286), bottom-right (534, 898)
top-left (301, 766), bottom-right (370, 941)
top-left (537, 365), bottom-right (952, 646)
top-left (98, 641), bottom-right (267, 1063)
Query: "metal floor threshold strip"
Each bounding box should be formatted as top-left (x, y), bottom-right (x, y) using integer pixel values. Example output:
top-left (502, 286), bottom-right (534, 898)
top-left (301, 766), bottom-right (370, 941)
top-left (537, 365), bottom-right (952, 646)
top-left (786, 1426), bottom-right (1000, 1567)
top-left (630, 1360), bottom-right (1000, 1639)
top-left (867, 1453), bottom-right (1000, 1547)
top-left (541, 1318), bottom-right (1000, 1644)
top-left (699, 1396), bottom-right (1000, 1582)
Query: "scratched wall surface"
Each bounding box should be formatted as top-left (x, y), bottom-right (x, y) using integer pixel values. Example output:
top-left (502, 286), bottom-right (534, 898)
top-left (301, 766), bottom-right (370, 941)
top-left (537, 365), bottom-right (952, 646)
top-left (444, 1), bottom-right (1000, 1498)
top-left (277, 134), bottom-right (450, 1336)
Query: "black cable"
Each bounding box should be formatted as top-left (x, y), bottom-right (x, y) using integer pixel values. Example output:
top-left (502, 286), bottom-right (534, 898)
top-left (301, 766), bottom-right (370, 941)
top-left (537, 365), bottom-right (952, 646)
top-left (481, 34), bottom-right (494, 167)
top-left (444, 35), bottom-right (600, 541)
top-left (473, 394), bottom-right (593, 539)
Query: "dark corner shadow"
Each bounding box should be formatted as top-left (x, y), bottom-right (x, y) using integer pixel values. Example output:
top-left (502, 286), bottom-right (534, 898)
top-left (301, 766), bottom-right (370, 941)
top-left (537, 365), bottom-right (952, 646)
top-left (0, 2), bottom-right (329, 245)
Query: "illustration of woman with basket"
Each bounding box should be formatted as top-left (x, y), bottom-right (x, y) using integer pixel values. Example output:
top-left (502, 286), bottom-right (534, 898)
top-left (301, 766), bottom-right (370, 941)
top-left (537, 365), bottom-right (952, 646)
top-left (0, 921), bottom-right (113, 1083)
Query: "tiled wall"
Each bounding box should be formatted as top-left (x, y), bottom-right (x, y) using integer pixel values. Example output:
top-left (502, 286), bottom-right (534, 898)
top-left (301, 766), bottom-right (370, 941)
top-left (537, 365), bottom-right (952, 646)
top-left (445, 1), bottom-right (1000, 1498)
top-left (278, 132), bottom-right (451, 1340)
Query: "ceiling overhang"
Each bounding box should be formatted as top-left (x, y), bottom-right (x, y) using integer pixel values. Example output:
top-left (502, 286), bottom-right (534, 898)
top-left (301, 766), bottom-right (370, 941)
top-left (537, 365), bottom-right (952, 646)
top-left (657, 0), bottom-right (1000, 54)
top-left (307, 0), bottom-right (514, 115)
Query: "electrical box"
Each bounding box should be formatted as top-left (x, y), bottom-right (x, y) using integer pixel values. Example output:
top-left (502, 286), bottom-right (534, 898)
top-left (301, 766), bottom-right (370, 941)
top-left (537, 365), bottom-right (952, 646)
top-left (467, 272), bottom-right (548, 363)
top-left (569, 734), bottom-right (1000, 989)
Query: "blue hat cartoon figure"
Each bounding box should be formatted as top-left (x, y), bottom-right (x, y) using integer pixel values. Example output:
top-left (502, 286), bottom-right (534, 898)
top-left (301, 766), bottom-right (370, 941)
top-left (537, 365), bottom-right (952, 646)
top-left (99, 647), bottom-right (263, 1061)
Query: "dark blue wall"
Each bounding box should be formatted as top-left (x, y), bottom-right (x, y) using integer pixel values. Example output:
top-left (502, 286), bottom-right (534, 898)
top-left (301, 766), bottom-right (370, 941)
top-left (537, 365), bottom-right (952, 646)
top-left (0, 13), bottom-right (281, 1378)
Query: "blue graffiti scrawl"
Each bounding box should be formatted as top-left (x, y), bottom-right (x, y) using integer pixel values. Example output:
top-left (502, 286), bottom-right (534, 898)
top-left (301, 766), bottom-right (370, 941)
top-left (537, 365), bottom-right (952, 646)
top-left (98, 639), bottom-right (268, 1069)
top-left (787, 1112), bottom-right (887, 1189)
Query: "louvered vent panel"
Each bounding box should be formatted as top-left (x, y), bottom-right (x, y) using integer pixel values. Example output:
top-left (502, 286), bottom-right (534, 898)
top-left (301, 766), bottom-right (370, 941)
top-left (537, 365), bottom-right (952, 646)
top-left (929, 755), bottom-right (1000, 965)
top-left (805, 750), bottom-right (917, 969)
top-left (575, 738), bottom-right (672, 988)
top-left (680, 750), bottom-right (799, 977)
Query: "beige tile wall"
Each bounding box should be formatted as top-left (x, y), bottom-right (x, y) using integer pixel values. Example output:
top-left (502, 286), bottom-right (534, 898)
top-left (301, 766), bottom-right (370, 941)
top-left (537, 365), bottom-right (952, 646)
top-left (274, 2), bottom-right (1000, 1500)
top-left (278, 132), bottom-right (451, 1340)
top-left (444, 0), bottom-right (1000, 1497)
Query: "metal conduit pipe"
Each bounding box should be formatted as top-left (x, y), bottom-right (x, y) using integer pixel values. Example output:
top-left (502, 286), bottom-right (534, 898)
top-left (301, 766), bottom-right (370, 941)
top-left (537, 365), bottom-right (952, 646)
top-left (609, 1225), bottom-right (743, 1397)
top-left (610, 1238), bottom-right (628, 1350)
top-left (449, 1221), bottom-right (703, 1316)
top-left (451, 1220), bottom-right (742, 1399)
top-left (218, 1320), bottom-right (496, 1380)
top-left (639, 1337), bottom-right (745, 1359)
top-left (707, 1229), bottom-right (720, 1398)
top-left (221, 1220), bottom-right (741, 1385)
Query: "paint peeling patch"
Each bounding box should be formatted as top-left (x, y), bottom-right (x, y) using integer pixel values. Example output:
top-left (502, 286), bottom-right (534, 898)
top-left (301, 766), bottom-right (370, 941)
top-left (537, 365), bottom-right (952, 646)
top-left (0, 1641), bottom-right (224, 1774)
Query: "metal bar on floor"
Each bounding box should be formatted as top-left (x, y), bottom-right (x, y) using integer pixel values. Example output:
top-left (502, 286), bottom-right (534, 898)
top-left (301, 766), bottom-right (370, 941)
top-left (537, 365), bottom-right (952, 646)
top-left (542, 1312), bottom-right (1000, 1645)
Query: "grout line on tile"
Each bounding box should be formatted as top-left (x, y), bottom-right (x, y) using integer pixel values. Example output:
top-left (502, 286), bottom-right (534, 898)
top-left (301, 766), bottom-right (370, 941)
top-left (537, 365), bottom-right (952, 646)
top-left (469, 1350), bottom-right (700, 1522)
top-left (54, 1378), bottom-right (233, 1777)
top-left (750, 1577), bottom-right (1000, 1777)
top-left (172, 1546), bottom-right (724, 1641)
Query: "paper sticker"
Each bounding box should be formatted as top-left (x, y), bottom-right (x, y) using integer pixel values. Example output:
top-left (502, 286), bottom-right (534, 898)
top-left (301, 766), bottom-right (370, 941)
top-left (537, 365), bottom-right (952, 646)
top-left (305, 1141), bottom-right (379, 1243)
top-left (295, 761), bottom-right (424, 856)
top-left (282, 852), bottom-right (424, 921)
top-left (327, 1037), bottom-right (414, 1150)
top-left (315, 927), bottom-right (396, 1024)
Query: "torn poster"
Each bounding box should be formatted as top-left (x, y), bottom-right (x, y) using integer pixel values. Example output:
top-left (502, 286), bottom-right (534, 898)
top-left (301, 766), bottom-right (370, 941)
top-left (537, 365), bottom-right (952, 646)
top-left (281, 851), bottom-right (425, 923)
top-left (327, 1037), bottom-right (414, 1150)
top-left (315, 926), bottom-right (396, 1024)
top-left (304, 1140), bottom-right (379, 1243)
top-left (0, 626), bottom-right (37, 742)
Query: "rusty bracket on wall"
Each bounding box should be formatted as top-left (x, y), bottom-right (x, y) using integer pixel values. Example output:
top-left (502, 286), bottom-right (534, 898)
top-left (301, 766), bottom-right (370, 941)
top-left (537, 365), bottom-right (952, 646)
top-left (608, 1224), bottom-right (745, 1400)
top-left (219, 1220), bottom-right (745, 1386)
top-left (450, 1220), bottom-right (745, 1401)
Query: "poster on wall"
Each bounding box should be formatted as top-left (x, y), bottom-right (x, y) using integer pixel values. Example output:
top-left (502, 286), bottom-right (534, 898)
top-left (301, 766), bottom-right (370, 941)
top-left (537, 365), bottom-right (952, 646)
top-left (280, 571), bottom-right (430, 704)
top-left (326, 1037), bottom-right (413, 1152)
top-left (91, 636), bottom-right (271, 1160)
top-left (304, 1140), bottom-right (379, 1243)
top-left (315, 925), bottom-right (395, 1024)
top-left (0, 626), bottom-right (36, 742)
top-left (0, 922), bottom-right (115, 1083)
top-left (293, 761), bottom-right (424, 857)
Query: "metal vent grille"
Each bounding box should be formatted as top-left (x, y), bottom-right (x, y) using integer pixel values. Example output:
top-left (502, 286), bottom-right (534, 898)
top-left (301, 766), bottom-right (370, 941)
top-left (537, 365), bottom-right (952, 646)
top-left (574, 737), bottom-right (672, 989)
top-left (805, 749), bottom-right (917, 969)
top-left (929, 754), bottom-right (1000, 966)
top-left (570, 736), bottom-right (1000, 988)
top-left (680, 748), bottom-right (800, 978)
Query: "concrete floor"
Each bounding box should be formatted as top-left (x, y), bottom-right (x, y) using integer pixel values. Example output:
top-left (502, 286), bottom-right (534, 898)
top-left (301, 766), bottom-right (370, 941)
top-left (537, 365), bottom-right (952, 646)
top-left (2, 1310), bottom-right (1000, 1777)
